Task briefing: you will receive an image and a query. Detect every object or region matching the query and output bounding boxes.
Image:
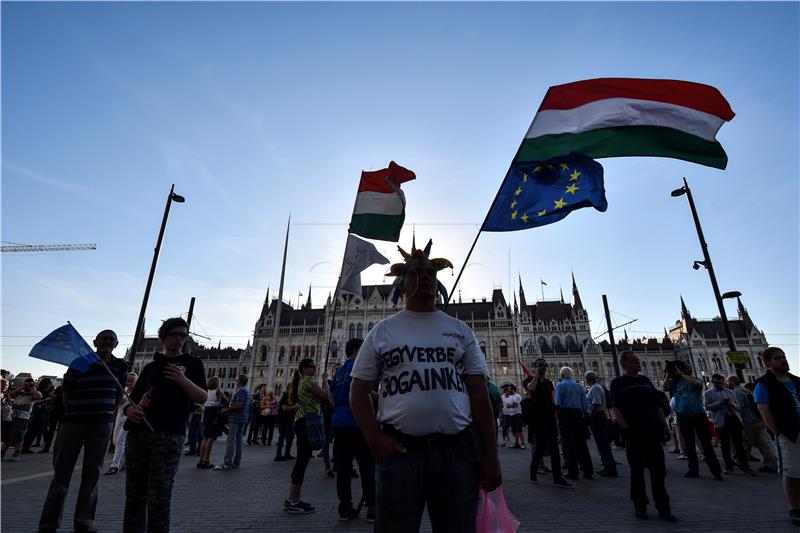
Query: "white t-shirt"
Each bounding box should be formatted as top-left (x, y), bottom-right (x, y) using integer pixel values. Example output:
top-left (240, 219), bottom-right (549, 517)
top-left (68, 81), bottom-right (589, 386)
top-left (351, 309), bottom-right (490, 436)
top-left (502, 393), bottom-right (522, 416)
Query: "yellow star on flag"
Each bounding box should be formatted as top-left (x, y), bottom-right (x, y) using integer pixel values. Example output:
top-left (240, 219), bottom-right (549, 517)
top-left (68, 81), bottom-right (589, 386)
top-left (534, 165), bottom-right (543, 173)
top-left (510, 200), bottom-right (517, 208)
top-left (566, 183), bottom-right (579, 195)
top-left (569, 169), bottom-right (580, 181)
top-left (546, 164), bottom-right (555, 170)
top-left (511, 210), bottom-right (518, 220)
top-left (537, 209), bottom-right (547, 217)
top-left (514, 186), bottom-right (522, 196)
top-left (554, 198), bottom-right (567, 209)
top-left (522, 173), bottom-right (528, 183)
top-left (521, 213), bottom-right (529, 223)
top-left (560, 162), bottom-right (569, 172)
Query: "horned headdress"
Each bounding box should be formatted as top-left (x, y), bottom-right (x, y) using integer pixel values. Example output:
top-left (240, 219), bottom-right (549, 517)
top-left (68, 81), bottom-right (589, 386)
top-left (385, 237), bottom-right (453, 305)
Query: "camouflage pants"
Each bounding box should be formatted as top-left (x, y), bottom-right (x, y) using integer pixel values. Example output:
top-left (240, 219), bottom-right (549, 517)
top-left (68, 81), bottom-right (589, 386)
top-left (123, 431), bottom-right (183, 533)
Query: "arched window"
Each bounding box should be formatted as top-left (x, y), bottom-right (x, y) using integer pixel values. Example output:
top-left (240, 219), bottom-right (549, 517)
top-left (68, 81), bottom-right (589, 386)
top-left (349, 323), bottom-right (356, 338)
top-left (279, 346), bottom-right (285, 362)
top-left (591, 361), bottom-right (599, 372)
top-left (565, 335), bottom-right (575, 350)
top-left (356, 323), bottom-right (364, 338)
top-left (642, 361), bottom-right (649, 375)
top-left (656, 361), bottom-right (663, 373)
top-left (219, 368), bottom-right (226, 378)
top-left (260, 346), bottom-right (267, 362)
top-left (479, 342), bottom-right (486, 355)
top-left (242, 367), bottom-right (247, 374)
top-left (551, 336), bottom-right (560, 348)
top-left (499, 340), bottom-right (509, 358)
top-left (368, 322), bottom-right (374, 333)
top-left (538, 336), bottom-right (547, 346)
top-left (304, 346), bottom-right (309, 357)
top-left (757, 356), bottom-right (764, 369)
top-left (605, 362), bottom-right (612, 374)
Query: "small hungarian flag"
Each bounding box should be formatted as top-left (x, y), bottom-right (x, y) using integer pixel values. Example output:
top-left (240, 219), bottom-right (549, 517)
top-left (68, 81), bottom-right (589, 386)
top-left (349, 161), bottom-right (416, 242)
top-left (515, 78), bottom-right (735, 169)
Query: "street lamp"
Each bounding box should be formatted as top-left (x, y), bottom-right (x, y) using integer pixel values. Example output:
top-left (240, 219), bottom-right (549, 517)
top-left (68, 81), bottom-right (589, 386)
top-left (127, 184), bottom-right (186, 370)
top-left (671, 178), bottom-right (743, 381)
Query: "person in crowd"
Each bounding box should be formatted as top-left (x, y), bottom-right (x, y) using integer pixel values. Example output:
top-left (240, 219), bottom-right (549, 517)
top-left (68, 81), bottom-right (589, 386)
top-left (735, 380), bottom-right (778, 473)
top-left (1, 379), bottom-right (12, 455)
top-left (610, 351), bottom-right (677, 522)
top-left (38, 330), bottom-right (127, 533)
top-left (586, 371), bottom-right (618, 477)
top-left (215, 374), bottom-right (250, 470)
top-left (283, 358), bottom-right (330, 514)
top-left (22, 377), bottom-right (54, 453)
top-left (320, 390), bottom-right (335, 477)
top-left (4, 376), bottom-right (43, 461)
top-left (662, 360), bottom-right (722, 480)
top-left (184, 400), bottom-right (203, 456)
top-left (705, 373), bottom-right (753, 476)
top-left (106, 373), bottom-right (138, 475)
top-left (260, 390), bottom-right (278, 445)
top-left (198, 376), bottom-right (227, 469)
top-left (527, 358), bottom-right (570, 488)
top-left (247, 383), bottom-right (265, 445)
top-left (487, 379), bottom-right (503, 442)
top-left (555, 366), bottom-right (593, 481)
top-left (755, 347), bottom-right (800, 526)
top-left (501, 385), bottom-right (524, 449)
top-left (349, 243), bottom-right (500, 532)
top-left (40, 384), bottom-right (65, 454)
top-left (122, 318), bottom-right (207, 533)
top-left (274, 387), bottom-right (297, 461)
top-left (329, 337), bottom-right (376, 522)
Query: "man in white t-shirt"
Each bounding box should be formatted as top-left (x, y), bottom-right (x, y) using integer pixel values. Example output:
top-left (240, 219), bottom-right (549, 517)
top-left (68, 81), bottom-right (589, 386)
top-left (501, 386), bottom-right (524, 449)
top-left (350, 241), bottom-right (501, 533)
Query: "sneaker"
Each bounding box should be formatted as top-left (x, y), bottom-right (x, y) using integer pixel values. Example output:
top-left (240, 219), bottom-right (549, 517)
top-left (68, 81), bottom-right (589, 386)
top-left (759, 465), bottom-right (778, 474)
top-left (529, 475), bottom-right (539, 484)
top-left (677, 454), bottom-right (688, 460)
top-left (499, 442), bottom-right (506, 447)
top-left (284, 454), bottom-right (295, 460)
top-left (723, 469), bottom-right (735, 476)
top-left (324, 467), bottom-right (334, 478)
top-left (213, 464), bottom-right (231, 471)
top-left (6, 455), bottom-right (21, 462)
top-left (553, 479), bottom-right (573, 489)
top-left (365, 508), bottom-right (375, 523)
top-left (104, 467), bottom-right (119, 475)
top-left (539, 465), bottom-right (552, 474)
top-left (338, 506), bottom-right (359, 521)
top-left (285, 500), bottom-right (315, 514)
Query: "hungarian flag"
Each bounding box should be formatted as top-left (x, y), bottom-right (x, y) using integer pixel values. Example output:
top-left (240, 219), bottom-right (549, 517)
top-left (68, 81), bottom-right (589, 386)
top-left (515, 78), bottom-right (735, 169)
top-left (349, 161), bottom-right (416, 242)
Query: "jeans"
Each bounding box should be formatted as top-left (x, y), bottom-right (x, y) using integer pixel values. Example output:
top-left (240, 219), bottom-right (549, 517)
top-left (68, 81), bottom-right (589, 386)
top-left (529, 415), bottom-right (564, 483)
top-left (717, 415), bottom-right (749, 471)
top-left (590, 412), bottom-right (617, 475)
top-left (275, 421), bottom-right (294, 458)
top-left (261, 415), bottom-right (276, 445)
top-left (742, 422), bottom-right (778, 469)
top-left (38, 421), bottom-right (113, 533)
top-left (247, 414), bottom-right (261, 444)
top-left (123, 431), bottom-right (183, 533)
top-left (375, 428), bottom-right (480, 533)
top-left (223, 422), bottom-right (245, 466)
top-left (624, 430), bottom-right (670, 513)
top-left (676, 412), bottom-right (722, 477)
top-left (185, 414), bottom-right (202, 454)
top-left (111, 429), bottom-right (128, 469)
top-left (333, 427), bottom-right (375, 513)
top-left (557, 409), bottom-right (594, 478)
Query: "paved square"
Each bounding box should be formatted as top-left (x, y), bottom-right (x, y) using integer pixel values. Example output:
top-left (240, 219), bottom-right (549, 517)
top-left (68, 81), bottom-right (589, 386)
top-left (1, 438), bottom-right (793, 532)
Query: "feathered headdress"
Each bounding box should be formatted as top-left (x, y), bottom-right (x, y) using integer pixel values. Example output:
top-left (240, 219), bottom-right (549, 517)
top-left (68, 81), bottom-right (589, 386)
top-left (385, 236), bottom-right (453, 305)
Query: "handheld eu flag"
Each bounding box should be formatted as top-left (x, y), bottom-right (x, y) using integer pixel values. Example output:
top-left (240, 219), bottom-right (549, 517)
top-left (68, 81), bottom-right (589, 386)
top-left (483, 152), bottom-right (607, 232)
top-left (29, 323), bottom-right (100, 372)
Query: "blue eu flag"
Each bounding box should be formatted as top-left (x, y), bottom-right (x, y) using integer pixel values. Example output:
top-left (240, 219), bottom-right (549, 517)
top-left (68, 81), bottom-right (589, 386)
top-left (483, 152), bottom-right (607, 232)
top-left (29, 323), bottom-right (100, 372)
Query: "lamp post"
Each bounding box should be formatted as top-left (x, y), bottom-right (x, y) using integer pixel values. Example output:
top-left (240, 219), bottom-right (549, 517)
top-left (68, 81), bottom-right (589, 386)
top-left (671, 178), bottom-right (743, 381)
top-left (127, 184), bottom-right (186, 371)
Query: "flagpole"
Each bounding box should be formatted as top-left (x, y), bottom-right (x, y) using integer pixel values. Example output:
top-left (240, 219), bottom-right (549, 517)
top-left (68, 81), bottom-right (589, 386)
top-left (268, 215), bottom-right (291, 392)
top-left (323, 245), bottom-right (348, 379)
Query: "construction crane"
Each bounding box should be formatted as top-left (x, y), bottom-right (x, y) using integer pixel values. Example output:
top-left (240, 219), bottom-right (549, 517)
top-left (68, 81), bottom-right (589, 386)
top-left (1, 243), bottom-right (96, 253)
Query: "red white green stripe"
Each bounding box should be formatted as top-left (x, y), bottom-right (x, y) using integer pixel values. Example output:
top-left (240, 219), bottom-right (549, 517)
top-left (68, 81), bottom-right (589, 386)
top-left (515, 78), bottom-right (735, 169)
top-left (349, 161), bottom-right (416, 242)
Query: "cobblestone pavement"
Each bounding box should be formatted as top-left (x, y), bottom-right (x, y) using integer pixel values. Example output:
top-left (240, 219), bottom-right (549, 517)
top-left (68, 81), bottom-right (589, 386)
top-left (1, 436), bottom-right (794, 532)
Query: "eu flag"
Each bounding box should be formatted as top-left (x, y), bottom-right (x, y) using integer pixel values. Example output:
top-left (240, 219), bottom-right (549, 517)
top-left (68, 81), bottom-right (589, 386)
top-left (29, 323), bottom-right (100, 372)
top-left (483, 152), bottom-right (607, 232)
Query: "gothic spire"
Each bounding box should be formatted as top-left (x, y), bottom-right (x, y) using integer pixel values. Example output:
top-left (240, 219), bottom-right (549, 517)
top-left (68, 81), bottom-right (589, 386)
top-left (572, 272), bottom-right (583, 310)
top-left (518, 274), bottom-right (527, 308)
top-left (680, 295), bottom-right (691, 319)
top-left (305, 284), bottom-right (312, 309)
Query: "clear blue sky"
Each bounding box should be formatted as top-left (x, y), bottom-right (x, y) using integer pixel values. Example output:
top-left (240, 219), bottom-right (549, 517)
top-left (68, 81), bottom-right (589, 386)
top-left (3, 2), bottom-right (798, 378)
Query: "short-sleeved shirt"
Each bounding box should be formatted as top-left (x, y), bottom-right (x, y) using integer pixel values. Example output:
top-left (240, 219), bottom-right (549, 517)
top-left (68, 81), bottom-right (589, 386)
top-left (555, 379), bottom-right (591, 413)
top-left (502, 393), bottom-right (522, 416)
top-left (127, 352), bottom-right (207, 435)
top-left (755, 379), bottom-right (800, 419)
top-left (610, 374), bottom-right (662, 436)
top-left (295, 376), bottom-right (321, 421)
top-left (331, 358), bottom-right (358, 429)
top-left (587, 383), bottom-right (607, 412)
top-left (11, 390), bottom-right (35, 420)
top-left (228, 387), bottom-right (250, 425)
top-left (350, 309), bottom-right (490, 436)
top-left (62, 356), bottom-right (127, 424)
top-left (668, 374), bottom-right (705, 415)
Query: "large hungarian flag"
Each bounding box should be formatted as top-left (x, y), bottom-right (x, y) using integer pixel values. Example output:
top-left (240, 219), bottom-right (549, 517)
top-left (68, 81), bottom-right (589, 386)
top-left (349, 161), bottom-right (416, 242)
top-left (515, 78), bottom-right (735, 169)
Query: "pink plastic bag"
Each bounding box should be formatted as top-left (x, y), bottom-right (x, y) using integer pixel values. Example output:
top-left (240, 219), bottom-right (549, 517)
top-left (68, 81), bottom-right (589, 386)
top-left (475, 487), bottom-right (520, 533)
